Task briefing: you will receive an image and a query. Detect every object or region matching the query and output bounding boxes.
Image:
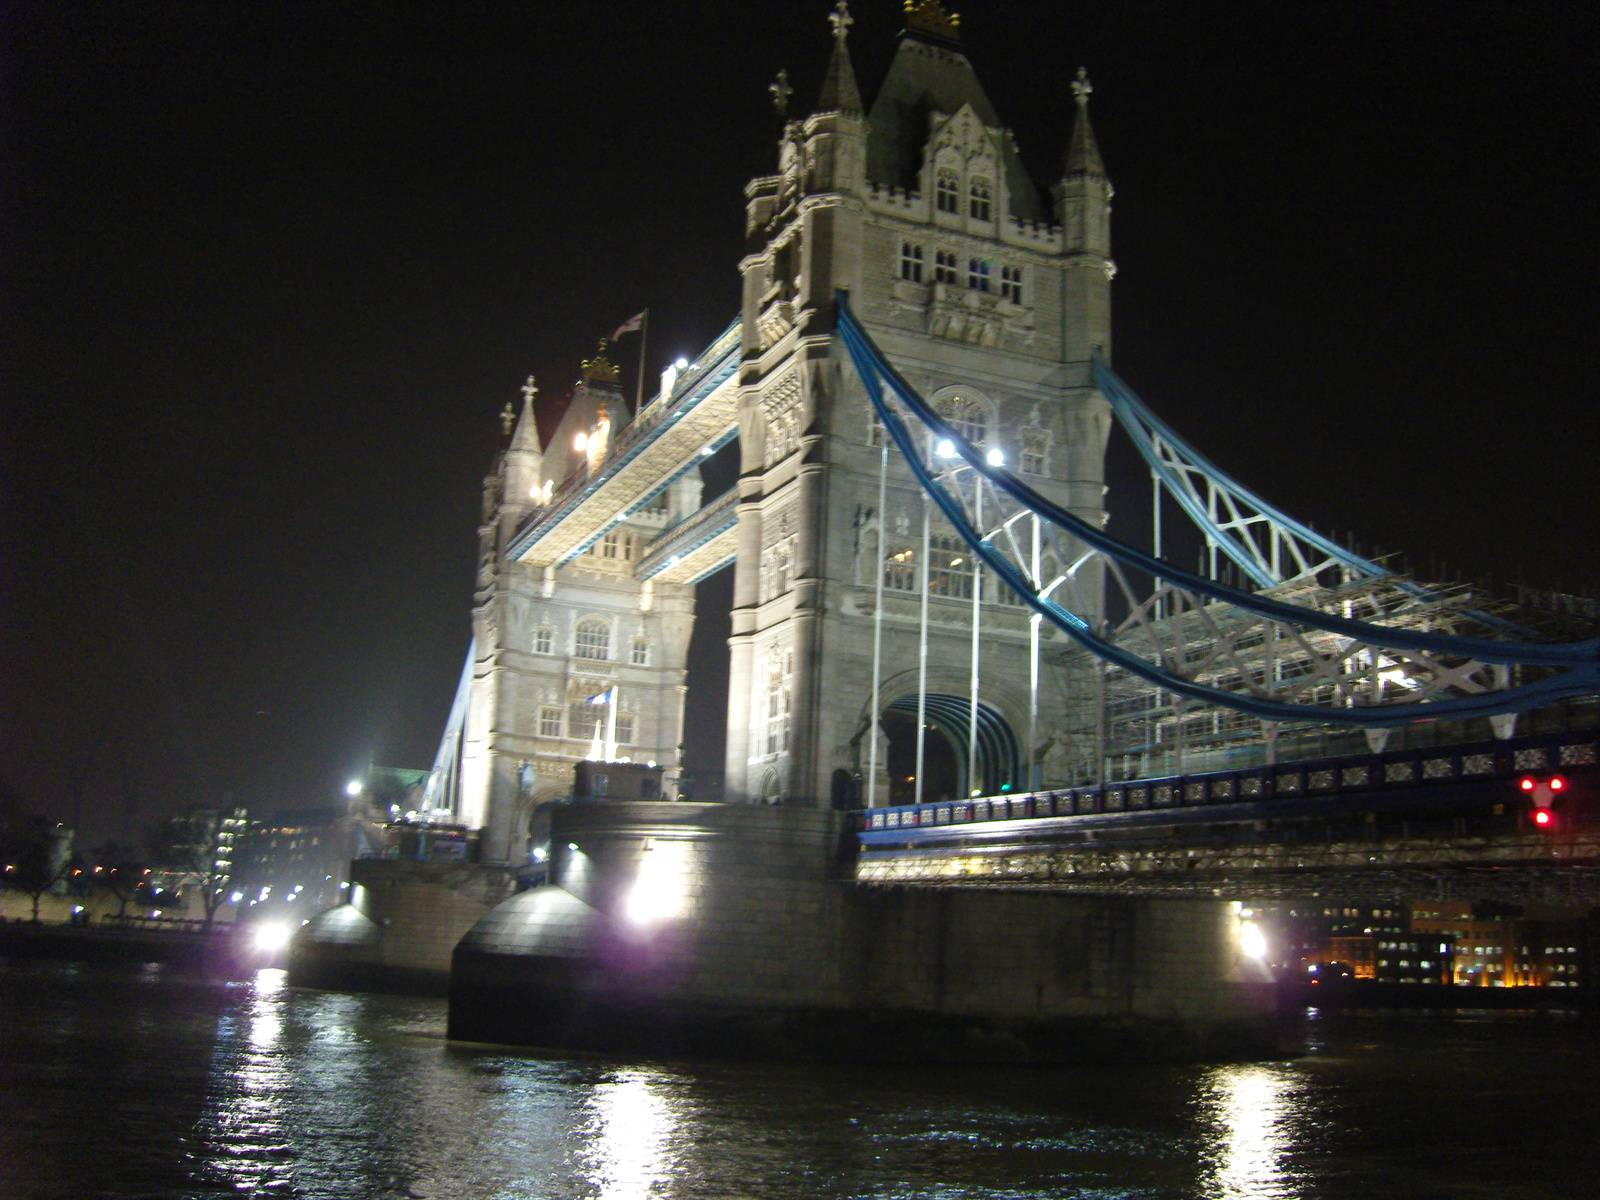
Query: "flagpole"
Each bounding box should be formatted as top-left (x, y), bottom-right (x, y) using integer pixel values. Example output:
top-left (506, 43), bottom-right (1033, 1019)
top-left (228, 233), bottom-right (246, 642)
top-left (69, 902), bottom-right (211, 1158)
top-left (635, 310), bottom-right (649, 413)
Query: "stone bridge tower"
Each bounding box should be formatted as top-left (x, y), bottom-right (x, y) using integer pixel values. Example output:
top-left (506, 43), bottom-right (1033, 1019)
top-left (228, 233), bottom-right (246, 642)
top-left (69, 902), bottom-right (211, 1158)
top-left (460, 353), bottom-right (703, 863)
top-left (726, 1), bottom-right (1114, 805)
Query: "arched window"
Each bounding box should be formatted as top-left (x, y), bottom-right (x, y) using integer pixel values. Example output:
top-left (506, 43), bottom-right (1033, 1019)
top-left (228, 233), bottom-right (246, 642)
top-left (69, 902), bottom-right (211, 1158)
top-left (935, 170), bottom-right (959, 214)
top-left (574, 617), bottom-right (610, 661)
top-left (935, 393), bottom-right (989, 446)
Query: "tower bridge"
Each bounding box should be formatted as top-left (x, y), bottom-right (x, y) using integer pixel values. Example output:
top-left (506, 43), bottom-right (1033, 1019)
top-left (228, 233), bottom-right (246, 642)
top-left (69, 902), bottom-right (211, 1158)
top-left (299, 2), bottom-right (1599, 1059)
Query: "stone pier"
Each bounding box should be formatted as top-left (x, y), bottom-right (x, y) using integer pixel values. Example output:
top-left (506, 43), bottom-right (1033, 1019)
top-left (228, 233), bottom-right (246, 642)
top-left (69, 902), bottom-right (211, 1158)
top-left (448, 802), bottom-right (1277, 1062)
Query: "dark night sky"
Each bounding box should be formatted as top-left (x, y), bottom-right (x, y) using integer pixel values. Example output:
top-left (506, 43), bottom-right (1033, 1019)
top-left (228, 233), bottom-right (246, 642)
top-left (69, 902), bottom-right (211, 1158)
top-left (4, 2), bottom-right (1596, 845)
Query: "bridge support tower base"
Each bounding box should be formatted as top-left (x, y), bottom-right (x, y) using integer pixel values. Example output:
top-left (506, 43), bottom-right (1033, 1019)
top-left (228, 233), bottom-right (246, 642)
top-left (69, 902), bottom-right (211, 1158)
top-left (448, 804), bottom-right (1277, 1063)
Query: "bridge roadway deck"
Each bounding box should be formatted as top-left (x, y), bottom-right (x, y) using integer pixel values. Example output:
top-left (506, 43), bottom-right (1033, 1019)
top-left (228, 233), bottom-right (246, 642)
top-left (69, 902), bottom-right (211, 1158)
top-left (853, 728), bottom-right (1600, 904)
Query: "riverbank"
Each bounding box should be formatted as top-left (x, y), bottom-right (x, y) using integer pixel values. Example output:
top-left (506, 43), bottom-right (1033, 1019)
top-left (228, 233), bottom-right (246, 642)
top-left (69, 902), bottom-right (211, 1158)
top-left (1279, 976), bottom-right (1591, 1010)
top-left (0, 918), bottom-right (279, 975)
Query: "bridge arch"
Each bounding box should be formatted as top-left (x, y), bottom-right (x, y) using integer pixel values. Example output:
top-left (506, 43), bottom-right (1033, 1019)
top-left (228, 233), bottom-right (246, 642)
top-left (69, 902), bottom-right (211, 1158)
top-left (883, 693), bottom-right (1021, 800)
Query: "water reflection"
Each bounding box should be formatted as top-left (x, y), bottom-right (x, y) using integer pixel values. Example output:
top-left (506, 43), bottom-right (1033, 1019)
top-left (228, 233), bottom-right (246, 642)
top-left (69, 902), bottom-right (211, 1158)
top-left (584, 1067), bottom-right (682, 1198)
top-left (1196, 1063), bottom-right (1298, 1199)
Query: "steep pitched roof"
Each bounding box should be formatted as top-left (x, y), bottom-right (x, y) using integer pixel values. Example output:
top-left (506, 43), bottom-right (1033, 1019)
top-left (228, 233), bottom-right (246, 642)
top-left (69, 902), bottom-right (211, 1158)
top-left (864, 34), bottom-right (1045, 222)
top-left (817, 31), bottom-right (864, 114)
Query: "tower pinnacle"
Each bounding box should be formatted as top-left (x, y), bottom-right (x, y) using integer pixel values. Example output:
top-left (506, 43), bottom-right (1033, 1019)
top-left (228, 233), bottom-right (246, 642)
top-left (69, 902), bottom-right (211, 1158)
top-left (1065, 67), bottom-right (1106, 177)
top-left (817, 1), bottom-right (863, 115)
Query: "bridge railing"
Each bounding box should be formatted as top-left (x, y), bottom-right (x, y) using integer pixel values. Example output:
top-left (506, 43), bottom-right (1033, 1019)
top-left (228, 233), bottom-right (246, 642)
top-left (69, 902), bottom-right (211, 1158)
top-left (859, 729), bottom-right (1598, 833)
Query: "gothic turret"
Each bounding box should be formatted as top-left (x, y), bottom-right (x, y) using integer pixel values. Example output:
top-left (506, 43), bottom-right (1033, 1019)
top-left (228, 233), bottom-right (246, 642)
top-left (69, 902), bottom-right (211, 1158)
top-left (499, 376), bottom-right (545, 541)
top-left (1053, 68), bottom-right (1114, 361)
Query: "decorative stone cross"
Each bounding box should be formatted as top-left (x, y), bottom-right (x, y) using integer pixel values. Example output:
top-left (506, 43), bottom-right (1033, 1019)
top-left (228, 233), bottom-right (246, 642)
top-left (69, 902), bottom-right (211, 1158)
top-left (499, 403), bottom-right (516, 435)
top-left (829, 1), bottom-right (852, 43)
top-left (769, 68), bottom-right (792, 116)
top-left (1072, 66), bottom-right (1093, 105)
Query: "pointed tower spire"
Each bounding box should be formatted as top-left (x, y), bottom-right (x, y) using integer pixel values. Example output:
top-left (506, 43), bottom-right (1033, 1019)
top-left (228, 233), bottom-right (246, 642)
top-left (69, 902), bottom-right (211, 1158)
top-left (1065, 67), bottom-right (1105, 177)
top-left (817, 2), bottom-right (863, 115)
top-left (510, 375), bottom-right (541, 453)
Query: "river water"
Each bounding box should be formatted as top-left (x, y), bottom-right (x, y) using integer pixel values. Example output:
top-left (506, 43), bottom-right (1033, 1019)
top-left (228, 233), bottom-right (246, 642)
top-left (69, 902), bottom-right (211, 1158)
top-left (1, 960), bottom-right (1596, 1199)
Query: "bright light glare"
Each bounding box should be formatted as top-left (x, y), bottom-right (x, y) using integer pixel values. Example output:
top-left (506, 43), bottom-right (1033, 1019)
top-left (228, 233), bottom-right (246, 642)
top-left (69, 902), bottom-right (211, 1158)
top-left (345, 780), bottom-right (362, 796)
top-left (532, 845), bottom-right (548, 862)
top-left (986, 447), bottom-right (1004, 466)
top-left (674, 357), bottom-right (689, 369)
top-left (935, 438), bottom-right (955, 458)
top-left (254, 921), bottom-right (292, 952)
top-left (623, 843), bottom-right (689, 926)
top-left (1535, 810), bottom-right (1552, 827)
top-left (1240, 921), bottom-right (1267, 959)
top-left (574, 432), bottom-right (589, 452)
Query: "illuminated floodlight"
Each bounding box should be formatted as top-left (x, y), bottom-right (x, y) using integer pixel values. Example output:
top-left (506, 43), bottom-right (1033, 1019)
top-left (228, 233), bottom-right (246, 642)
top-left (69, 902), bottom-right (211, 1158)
top-left (532, 845), bottom-right (548, 862)
top-left (254, 922), bottom-right (292, 952)
top-left (574, 431), bottom-right (589, 452)
top-left (345, 780), bottom-right (362, 796)
top-left (986, 447), bottom-right (1005, 467)
top-left (700, 444), bottom-right (715, 456)
top-left (1240, 921), bottom-right (1267, 959)
top-left (229, 891), bottom-right (244, 904)
top-left (674, 357), bottom-right (689, 369)
top-left (935, 439), bottom-right (955, 458)
top-left (567, 843), bottom-right (579, 852)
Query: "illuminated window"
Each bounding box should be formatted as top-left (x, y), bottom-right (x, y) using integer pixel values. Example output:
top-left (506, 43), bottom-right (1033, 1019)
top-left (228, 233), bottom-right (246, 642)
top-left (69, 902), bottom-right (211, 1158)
top-left (884, 547), bottom-right (918, 592)
top-left (1000, 264), bottom-right (1023, 302)
top-left (900, 242), bottom-right (923, 282)
top-left (935, 170), bottom-right (959, 213)
top-left (967, 258), bottom-right (990, 292)
top-left (934, 250), bottom-right (958, 284)
top-left (927, 534), bottom-right (973, 599)
top-left (539, 707), bottom-right (563, 738)
top-left (534, 627), bottom-right (553, 654)
top-left (630, 638), bottom-right (649, 666)
top-left (574, 617), bottom-right (610, 660)
top-left (968, 177), bottom-right (991, 221)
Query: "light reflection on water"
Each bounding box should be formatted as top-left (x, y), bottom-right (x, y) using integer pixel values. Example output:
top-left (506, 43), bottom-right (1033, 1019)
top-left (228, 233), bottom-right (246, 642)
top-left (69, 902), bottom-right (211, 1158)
top-left (3, 960), bottom-right (1600, 1199)
top-left (1196, 1064), bottom-right (1298, 1199)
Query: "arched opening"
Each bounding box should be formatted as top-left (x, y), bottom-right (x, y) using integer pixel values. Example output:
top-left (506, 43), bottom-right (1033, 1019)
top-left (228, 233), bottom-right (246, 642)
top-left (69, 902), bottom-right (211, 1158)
top-left (881, 694), bottom-right (1022, 804)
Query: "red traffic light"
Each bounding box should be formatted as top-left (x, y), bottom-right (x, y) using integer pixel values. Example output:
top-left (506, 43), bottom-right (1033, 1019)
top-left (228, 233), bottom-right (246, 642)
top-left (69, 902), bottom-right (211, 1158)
top-left (1534, 809), bottom-right (1553, 827)
top-left (1550, 776), bottom-right (1566, 792)
top-left (1520, 776), bottom-right (1536, 792)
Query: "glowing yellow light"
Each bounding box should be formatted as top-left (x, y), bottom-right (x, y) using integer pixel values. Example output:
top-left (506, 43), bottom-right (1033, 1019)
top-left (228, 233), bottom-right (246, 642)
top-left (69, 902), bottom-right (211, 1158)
top-left (574, 432), bottom-right (589, 452)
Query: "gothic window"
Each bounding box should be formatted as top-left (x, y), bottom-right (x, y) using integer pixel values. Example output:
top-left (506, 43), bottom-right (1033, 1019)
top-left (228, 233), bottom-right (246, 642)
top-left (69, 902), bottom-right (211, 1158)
top-left (630, 637), bottom-right (650, 666)
top-left (899, 242), bottom-right (923, 282)
top-left (934, 250), bottom-right (958, 284)
top-left (969, 177), bottom-right (992, 221)
top-left (1021, 427), bottom-right (1049, 475)
top-left (616, 713), bottom-right (635, 745)
top-left (568, 699), bottom-right (602, 741)
top-left (884, 546), bottom-right (918, 592)
top-left (936, 394), bottom-right (988, 445)
top-left (935, 170), bottom-right (959, 213)
top-left (928, 534), bottom-right (974, 599)
top-left (539, 707), bottom-right (563, 738)
top-left (601, 531), bottom-right (620, 559)
top-left (574, 616), bottom-right (610, 660)
top-left (622, 533), bottom-right (636, 562)
top-left (1000, 264), bottom-right (1023, 303)
top-left (533, 627), bottom-right (553, 655)
top-left (967, 258), bottom-right (991, 292)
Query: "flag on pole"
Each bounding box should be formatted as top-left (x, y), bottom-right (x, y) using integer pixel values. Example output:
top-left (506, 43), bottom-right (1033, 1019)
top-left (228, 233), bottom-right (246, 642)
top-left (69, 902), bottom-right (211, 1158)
top-left (610, 311), bottom-right (646, 340)
top-left (586, 688), bottom-right (615, 706)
